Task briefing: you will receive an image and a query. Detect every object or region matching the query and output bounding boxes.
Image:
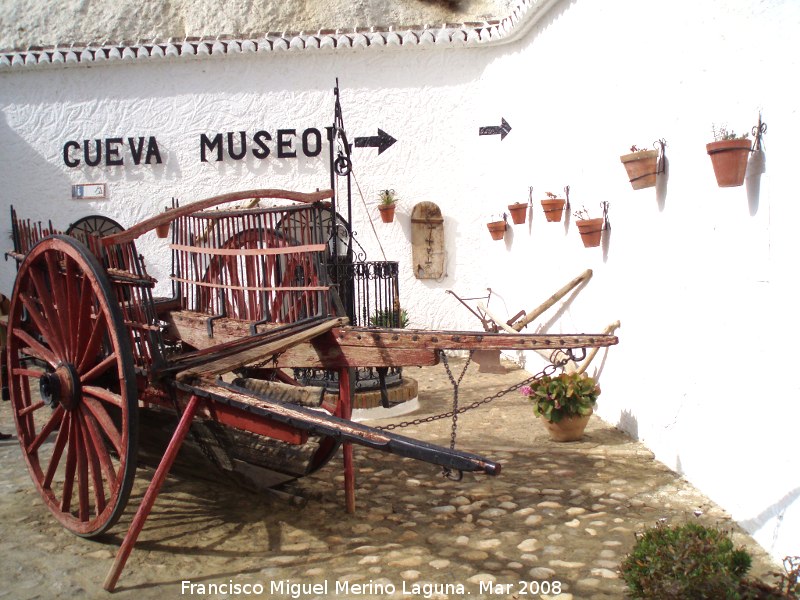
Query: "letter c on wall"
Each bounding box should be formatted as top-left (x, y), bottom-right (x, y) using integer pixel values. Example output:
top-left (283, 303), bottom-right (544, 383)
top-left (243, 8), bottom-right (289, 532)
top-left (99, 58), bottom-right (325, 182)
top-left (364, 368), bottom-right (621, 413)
top-left (63, 140), bottom-right (80, 167)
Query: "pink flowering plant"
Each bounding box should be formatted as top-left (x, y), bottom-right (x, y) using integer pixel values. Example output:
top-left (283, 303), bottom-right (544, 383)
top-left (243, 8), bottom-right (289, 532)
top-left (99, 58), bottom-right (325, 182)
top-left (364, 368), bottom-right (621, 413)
top-left (520, 372), bottom-right (600, 423)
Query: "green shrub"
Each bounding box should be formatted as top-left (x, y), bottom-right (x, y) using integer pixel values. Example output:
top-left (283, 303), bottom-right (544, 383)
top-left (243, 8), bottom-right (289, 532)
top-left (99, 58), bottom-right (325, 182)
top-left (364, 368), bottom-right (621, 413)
top-left (620, 522), bottom-right (753, 599)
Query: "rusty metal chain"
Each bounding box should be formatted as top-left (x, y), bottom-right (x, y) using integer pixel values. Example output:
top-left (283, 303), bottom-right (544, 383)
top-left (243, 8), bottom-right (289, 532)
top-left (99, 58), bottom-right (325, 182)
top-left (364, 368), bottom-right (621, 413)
top-left (440, 350), bottom-right (473, 480)
top-left (377, 349), bottom-right (575, 432)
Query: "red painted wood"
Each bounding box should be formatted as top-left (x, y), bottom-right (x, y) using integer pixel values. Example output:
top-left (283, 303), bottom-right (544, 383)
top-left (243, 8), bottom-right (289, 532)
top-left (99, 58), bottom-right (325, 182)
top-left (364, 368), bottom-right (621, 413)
top-left (104, 395), bottom-right (202, 592)
top-left (6, 236), bottom-right (138, 537)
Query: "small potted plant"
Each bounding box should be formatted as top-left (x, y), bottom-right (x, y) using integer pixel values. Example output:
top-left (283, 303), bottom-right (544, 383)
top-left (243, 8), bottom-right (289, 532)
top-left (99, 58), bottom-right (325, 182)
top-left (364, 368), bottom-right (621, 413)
top-left (620, 144), bottom-right (660, 190)
top-left (377, 189), bottom-right (398, 223)
top-left (707, 125), bottom-right (751, 187)
top-left (520, 371), bottom-right (600, 441)
top-left (507, 199), bottom-right (529, 225)
top-left (573, 207), bottom-right (604, 248)
top-left (486, 213), bottom-right (507, 241)
top-left (541, 191), bottom-right (566, 222)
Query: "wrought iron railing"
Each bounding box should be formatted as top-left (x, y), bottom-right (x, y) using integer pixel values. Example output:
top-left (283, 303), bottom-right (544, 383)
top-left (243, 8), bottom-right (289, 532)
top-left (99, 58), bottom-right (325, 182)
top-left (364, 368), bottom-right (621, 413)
top-left (295, 259), bottom-right (404, 392)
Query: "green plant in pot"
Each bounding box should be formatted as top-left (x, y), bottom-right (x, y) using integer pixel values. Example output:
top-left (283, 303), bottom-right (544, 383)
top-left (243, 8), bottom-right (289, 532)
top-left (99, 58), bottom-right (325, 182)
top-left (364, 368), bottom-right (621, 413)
top-left (520, 371), bottom-right (599, 441)
top-left (377, 189), bottom-right (398, 223)
top-left (369, 307), bottom-right (409, 329)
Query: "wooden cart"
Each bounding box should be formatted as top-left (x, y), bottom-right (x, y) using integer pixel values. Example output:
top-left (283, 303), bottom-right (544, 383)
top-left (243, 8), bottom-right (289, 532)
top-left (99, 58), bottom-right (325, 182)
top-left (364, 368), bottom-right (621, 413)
top-left (2, 188), bottom-right (618, 590)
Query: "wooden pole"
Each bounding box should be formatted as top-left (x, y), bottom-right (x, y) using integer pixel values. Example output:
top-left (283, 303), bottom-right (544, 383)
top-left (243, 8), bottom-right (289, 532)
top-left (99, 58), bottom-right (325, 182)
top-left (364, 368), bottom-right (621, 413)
top-left (576, 320), bottom-right (621, 375)
top-left (510, 269), bottom-right (593, 332)
top-left (103, 395), bottom-right (202, 592)
top-left (478, 303), bottom-right (578, 372)
top-left (339, 368), bottom-right (356, 514)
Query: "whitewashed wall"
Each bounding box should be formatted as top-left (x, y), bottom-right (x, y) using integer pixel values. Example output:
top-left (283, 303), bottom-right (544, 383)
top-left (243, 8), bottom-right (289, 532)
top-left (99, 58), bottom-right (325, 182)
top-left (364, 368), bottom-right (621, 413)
top-left (2, 0), bottom-right (799, 563)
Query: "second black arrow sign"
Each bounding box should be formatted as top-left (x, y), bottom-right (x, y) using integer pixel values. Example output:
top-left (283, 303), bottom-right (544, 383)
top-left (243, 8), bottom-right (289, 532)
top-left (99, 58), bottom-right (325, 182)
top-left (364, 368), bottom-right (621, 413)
top-left (479, 118), bottom-right (512, 140)
top-left (354, 129), bottom-right (397, 155)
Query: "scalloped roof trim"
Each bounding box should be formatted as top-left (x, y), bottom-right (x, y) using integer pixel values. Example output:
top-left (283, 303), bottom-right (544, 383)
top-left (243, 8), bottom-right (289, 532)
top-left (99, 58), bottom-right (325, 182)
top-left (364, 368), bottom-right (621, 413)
top-left (0, 0), bottom-right (553, 71)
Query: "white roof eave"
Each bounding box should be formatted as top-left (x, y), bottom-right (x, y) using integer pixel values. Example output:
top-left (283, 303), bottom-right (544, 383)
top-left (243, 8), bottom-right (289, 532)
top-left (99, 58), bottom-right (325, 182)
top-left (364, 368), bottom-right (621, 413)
top-left (0, 0), bottom-right (559, 72)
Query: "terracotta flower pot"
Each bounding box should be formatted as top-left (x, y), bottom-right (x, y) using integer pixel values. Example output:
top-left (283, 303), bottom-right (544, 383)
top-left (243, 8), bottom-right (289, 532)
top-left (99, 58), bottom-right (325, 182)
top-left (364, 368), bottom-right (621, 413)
top-left (487, 220), bottom-right (506, 241)
top-left (541, 198), bottom-right (566, 222)
top-left (155, 222), bottom-right (171, 238)
top-left (378, 204), bottom-right (396, 223)
top-left (620, 149), bottom-right (659, 190)
top-left (576, 218), bottom-right (603, 248)
top-left (541, 411), bottom-right (592, 442)
top-left (507, 202), bottom-right (528, 225)
top-left (706, 138), bottom-right (751, 187)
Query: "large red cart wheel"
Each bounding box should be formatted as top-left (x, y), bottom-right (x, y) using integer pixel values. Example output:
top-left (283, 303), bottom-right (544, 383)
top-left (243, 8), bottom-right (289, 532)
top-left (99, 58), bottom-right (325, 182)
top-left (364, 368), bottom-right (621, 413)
top-left (6, 235), bottom-right (138, 537)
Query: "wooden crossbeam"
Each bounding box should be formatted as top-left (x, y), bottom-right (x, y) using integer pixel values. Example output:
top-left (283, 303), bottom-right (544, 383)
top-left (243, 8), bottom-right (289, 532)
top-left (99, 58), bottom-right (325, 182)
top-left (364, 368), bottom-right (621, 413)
top-left (174, 316), bottom-right (348, 382)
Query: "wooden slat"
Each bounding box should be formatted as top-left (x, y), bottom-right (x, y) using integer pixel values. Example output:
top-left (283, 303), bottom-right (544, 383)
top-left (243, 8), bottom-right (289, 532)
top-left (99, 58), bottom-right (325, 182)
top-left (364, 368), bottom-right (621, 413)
top-left (331, 328), bottom-right (619, 351)
top-left (170, 242), bottom-right (327, 257)
top-left (169, 275), bottom-right (329, 293)
top-left (175, 317), bottom-right (348, 382)
top-left (102, 188), bottom-right (334, 246)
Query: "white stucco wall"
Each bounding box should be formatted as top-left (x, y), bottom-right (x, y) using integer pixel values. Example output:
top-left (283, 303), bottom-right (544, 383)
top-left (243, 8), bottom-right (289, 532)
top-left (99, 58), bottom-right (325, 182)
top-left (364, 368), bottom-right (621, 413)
top-left (2, 0), bottom-right (799, 563)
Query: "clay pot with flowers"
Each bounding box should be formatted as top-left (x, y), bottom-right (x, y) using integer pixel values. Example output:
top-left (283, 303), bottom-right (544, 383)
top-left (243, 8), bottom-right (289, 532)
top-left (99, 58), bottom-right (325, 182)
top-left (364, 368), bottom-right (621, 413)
top-left (620, 144), bottom-right (660, 190)
top-left (377, 189), bottom-right (398, 223)
top-left (541, 191), bottom-right (566, 222)
top-left (573, 207), bottom-right (604, 248)
top-left (520, 372), bottom-right (600, 441)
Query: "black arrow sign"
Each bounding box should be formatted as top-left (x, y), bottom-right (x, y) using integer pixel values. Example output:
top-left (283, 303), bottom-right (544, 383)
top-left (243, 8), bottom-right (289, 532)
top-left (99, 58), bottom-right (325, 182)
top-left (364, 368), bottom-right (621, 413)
top-left (354, 128), bottom-right (397, 155)
top-left (479, 118), bottom-right (512, 140)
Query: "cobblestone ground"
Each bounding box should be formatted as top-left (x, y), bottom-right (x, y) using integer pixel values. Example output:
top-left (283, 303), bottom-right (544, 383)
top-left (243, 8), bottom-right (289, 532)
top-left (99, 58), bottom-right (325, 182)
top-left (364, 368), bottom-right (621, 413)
top-left (0, 360), bottom-right (781, 599)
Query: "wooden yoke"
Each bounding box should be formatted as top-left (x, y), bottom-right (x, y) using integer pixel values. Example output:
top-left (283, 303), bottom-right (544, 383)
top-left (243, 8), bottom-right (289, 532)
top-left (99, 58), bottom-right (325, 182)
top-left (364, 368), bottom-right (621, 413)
top-left (101, 188), bottom-right (334, 246)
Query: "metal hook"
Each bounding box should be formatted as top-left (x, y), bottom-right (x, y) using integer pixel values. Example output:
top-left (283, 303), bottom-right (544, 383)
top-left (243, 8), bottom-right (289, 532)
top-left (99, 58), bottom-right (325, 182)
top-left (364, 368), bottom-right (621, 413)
top-left (567, 347), bottom-right (587, 363)
top-left (442, 468), bottom-right (464, 481)
top-left (600, 201), bottom-right (610, 231)
top-left (752, 113), bottom-right (767, 151)
top-left (654, 139), bottom-right (667, 174)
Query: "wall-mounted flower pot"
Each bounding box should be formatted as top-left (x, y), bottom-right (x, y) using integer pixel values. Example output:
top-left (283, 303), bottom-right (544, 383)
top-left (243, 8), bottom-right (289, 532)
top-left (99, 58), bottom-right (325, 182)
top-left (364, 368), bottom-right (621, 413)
top-left (487, 220), bottom-right (506, 241)
top-left (576, 218), bottom-right (603, 248)
top-left (620, 149), bottom-right (659, 190)
top-left (156, 208), bottom-right (173, 238)
top-left (507, 202), bottom-right (528, 225)
top-left (706, 139), bottom-right (751, 187)
top-left (378, 204), bottom-right (396, 223)
top-left (541, 198), bottom-right (566, 222)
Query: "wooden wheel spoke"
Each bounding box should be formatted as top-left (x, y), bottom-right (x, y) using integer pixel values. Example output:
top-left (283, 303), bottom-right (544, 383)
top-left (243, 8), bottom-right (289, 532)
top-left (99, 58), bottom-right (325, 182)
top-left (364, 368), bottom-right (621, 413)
top-left (12, 367), bottom-right (45, 379)
top-left (77, 313), bottom-right (109, 375)
top-left (12, 326), bottom-right (58, 368)
top-left (82, 385), bottom-right (123, 408)
top-left (80, 406), bottom-right (117, 492)
top-left (46, 251), bottom-right (72, 361)
top-left (80, 352), bottom-right (117, 384)
top-left (43, 417), bottom-right (70, 489)
top-left (73, 275), bottom-right (94, 359)
top-left (18, 400), bottom-right (45, 417)
top-left (74, 417), bottom-right (90, 521)
top-left (60, 415), bottom-right (78, 513)
top-left (25, 405), bottom-right (65, 456)
top-left (81, 413), bottom-right (108, 516)
top-left (63, 258), bottom-right (80, 361)
top-left (29, 265), bottom-right (67, 358)
top-left (82, 396), bottom-right (123, 456)
top-left (18, 291), bottom-right (63, 359)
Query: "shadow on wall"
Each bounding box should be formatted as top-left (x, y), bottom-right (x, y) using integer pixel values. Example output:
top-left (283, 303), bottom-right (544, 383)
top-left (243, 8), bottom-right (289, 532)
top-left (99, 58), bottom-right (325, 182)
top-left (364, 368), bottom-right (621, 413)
top-left (618, 408), bottom-right (639, 440)
top-left (746, 149), bottom-right (766, 216)
top-left (656, 156), bottom-right (670, 212)
top-left (0, 111), bottom-right (71, 296)
top-left (739, 487), bottom-right (800, 547)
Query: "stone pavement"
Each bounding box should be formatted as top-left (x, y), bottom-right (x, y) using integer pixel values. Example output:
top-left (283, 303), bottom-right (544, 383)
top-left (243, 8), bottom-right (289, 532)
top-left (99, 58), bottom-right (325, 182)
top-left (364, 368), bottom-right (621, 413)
top-left (0, 359), bottom-right (781, 600)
